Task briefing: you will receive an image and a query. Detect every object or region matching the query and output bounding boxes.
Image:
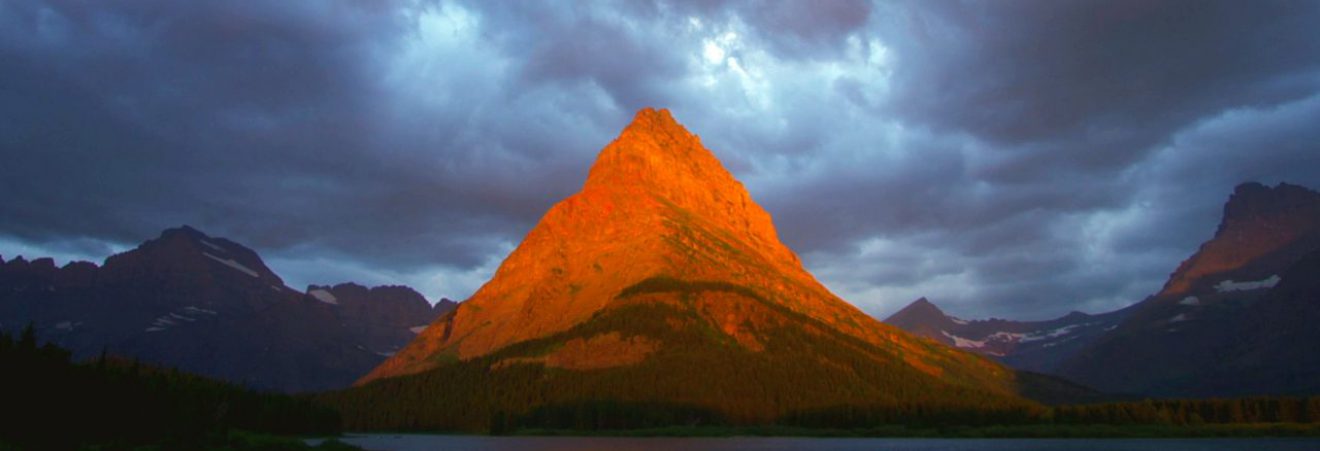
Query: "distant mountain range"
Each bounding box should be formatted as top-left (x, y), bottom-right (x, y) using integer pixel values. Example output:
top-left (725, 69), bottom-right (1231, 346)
top-left (885, 297), bottom-right (1135, 374)
top-left (886, 182), bottom-right (1320, 397)
top-left (0, 225), bottom-right (454, 392)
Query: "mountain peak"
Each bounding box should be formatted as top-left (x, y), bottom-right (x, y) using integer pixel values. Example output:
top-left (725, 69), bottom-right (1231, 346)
top-left (884, 297), bottom-right (952, 329)
top-left (584, 107), bottom-right (719, 191)
top-left (1160, 181), bottom-right (1320, 296)
top-left (161, 224), bottom-right (206, 237)
top-left (907, 297), bottom-right (941, 312)
top-left (627, 107), bottom-right (680, 131)
top-left (103, 225), bottom-right (284, 285)
top-left (1221, 182), bottom-right (1320, 230)
top-left (576, 107), bottom-right (796, 268)
top-left (360, 110), bottom-right (1015, 393)
top-left (612, 108), bottom-right (689, 149)
top-left (361, 108), bottom-right (806, 370)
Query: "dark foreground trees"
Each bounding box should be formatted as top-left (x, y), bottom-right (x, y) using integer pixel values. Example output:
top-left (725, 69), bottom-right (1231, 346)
top-left (1054, 398), bottom-right (1320, 425)
top-left (0, 325), bottom-right (342, 449)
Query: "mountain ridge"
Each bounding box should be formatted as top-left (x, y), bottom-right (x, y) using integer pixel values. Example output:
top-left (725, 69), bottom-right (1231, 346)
top-left (885, 297), bottom-right (1133, 374)
top-left (0, 225), bottom-right (452, 392)
top-left (886, 181), bottom-right (1320, 396)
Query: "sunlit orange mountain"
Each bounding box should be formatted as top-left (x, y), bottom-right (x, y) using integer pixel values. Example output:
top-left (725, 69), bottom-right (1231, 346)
top-left (331, 108), bottom-right (1045, 431)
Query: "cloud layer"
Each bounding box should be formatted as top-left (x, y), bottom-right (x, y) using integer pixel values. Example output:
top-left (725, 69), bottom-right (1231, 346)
top-left (3, 0), bottom-right (1319, 319)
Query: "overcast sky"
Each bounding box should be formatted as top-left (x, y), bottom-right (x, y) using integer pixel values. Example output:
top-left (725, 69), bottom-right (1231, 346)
top-left (3, 0), bottom-right (1320, 320)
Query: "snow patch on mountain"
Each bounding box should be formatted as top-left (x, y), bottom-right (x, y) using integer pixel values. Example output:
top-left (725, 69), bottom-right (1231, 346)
top-left (1042, 335), bottom-right (1082, 348)
top-left (1214, 275), bottom-right (1281, 293)
top-left (940, 330), bottom-right (986, 349)
top-left (202, 252), bottom-right (260, 278)
top-left (182, 306), bottom-right (218, 315)
top-left (145, 307), bottom-right (217, 333)
top-left (409, 325), bottom-right (428, 334)
top-left (1179, 296), bottom-right (1200, 306)
top-left (1020, 324), bottom-right (1090, 343)
top-left (309, 289), bottom-right (338, 304)
top-left (987, 331), bottom-right (1027, 342)
top-left (199, 239), bottom-right (226, 253)
top-left (146, 314), bottom-right (181, 332)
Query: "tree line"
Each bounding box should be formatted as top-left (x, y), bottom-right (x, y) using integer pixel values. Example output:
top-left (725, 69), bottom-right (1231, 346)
top-left (1053, 398), bottom-right (1320, 425)
top-left (0, 325), bottom-right (343, 449)
top-left (318, 277), bottom-right (1320, 435)
top-left (319, 298), bottom-right (1044, 432)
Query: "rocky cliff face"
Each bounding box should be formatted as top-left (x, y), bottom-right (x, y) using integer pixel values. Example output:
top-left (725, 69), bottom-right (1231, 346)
top-left (1056, 182), bottom-right (1320, 395)
top-left (1158, 182), bottom-right (1320, 297)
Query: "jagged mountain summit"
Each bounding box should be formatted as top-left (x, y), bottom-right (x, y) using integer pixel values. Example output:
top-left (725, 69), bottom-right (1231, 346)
top-left (885, 298), bottom-right (1132, 374)
top-left (0, 226), bottom-right (453, 392)
top-left (338, 108), bottom-right (1035, 431)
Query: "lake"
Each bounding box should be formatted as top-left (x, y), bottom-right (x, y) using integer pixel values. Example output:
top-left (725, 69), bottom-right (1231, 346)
top-left (313, 434), bottom-right (1320, 450)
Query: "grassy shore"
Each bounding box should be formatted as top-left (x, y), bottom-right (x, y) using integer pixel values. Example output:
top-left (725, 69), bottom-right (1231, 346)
top-left (510, 422), bottom-right (1320, 439)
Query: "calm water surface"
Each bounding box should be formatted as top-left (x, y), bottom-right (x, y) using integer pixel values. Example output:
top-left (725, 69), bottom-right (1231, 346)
top-left (315, 434), bottom-right (1320, 451)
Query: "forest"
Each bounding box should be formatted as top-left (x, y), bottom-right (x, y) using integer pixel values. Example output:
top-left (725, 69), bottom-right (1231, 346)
top-left (318, 278), bottom-right (1320, 436)
top-left (0, 325), bottom-right (353, 450)
top-left (317, 278), bottom-right (1049, 433)
top-left (8, 317), bottom-right (1320, 443)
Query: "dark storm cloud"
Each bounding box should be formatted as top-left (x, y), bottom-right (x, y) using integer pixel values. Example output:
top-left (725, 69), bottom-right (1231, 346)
top-left (2, 0), bottom-right (1319, 318)
top-left (879, 0), bottom-right (1320, 175)
top-left (475, 2), bottom-right (689, 111)
top-left (751, 0), bottom-right (1320, 318)
top-left (1, 1), bottom-right (392, 236)
top-left (0, 0), bottom-right (578, 274)
top-left (739, 0), bottom-right (872, 59)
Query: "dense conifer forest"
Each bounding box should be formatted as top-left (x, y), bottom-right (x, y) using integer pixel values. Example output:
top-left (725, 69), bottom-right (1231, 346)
top-left (319, 278), bottom-right (1043, 432)
top-left (318, 278), bottom-right (1320, 436)
top-left (0, 325), bottom-right (351, 450)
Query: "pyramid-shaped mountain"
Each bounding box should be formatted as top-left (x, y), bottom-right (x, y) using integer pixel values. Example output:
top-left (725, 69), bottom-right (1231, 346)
top-left (336, 109), bottom-right (1035, 431)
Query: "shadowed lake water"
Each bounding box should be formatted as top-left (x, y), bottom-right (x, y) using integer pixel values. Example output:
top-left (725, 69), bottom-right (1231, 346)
top-left (314, 434), bottom-right (1320, 450)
